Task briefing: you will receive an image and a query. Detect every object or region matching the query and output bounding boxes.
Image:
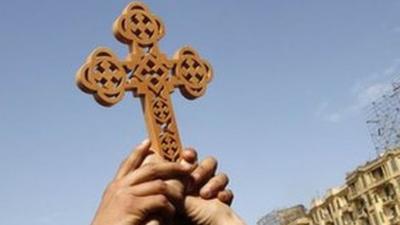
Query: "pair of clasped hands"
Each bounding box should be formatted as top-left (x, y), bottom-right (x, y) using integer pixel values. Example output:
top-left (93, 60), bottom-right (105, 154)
top-left (91, 139), bottom-right (246, 225)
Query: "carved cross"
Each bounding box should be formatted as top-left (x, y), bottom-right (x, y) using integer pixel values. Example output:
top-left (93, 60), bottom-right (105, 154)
top-left (76, 2), bottom-right (213, 162)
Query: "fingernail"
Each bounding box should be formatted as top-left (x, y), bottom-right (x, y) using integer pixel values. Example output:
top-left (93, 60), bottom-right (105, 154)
top-left (141, 138), bottom-right (150, 145)
top-left (180, 160), bottom-right (193, 170)
top-left (204, 189), bottom-right (213, 198)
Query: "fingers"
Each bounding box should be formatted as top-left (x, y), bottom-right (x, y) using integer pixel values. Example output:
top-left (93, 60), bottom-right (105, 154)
top-left (139, 195), bottom-right (176, 221)
top-left (180, 148), bottom-right (198, 190)
top-left (121, 162), bottom-right (194, 186)
top-left (181, 148), bottom-right (198, 164)
top-left (191, 156), bottom-right (218, 188)
top-left (199, 173), bottom-right (229, 199)
top-left (127, 180), bottom-right (183, 203)
top-left (114, 139), bottom-right (152, 180)
top-left (189, 155), bottom-right (233, 206)
top-left (217, 189), bottom-right (234, 206)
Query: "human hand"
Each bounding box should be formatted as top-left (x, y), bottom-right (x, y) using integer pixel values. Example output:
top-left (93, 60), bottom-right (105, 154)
top-left (175, 150), bottom-right (246, 225)
top-left (90, 139), bottom-right (193, 225)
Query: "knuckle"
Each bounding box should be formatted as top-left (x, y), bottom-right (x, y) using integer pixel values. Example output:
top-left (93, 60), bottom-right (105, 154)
top-left (157, 195), bottom-right (168, 204)
top-left (173, 163), bottom-right (185, 171)
top-left (146, 165), bottom-right (158, 176)
top-left (142, 161), bottom-right (156, 168)
top-left (156, 180), bottom-right (167, 192)
top-left (166, 162), bottom-right (184, 174)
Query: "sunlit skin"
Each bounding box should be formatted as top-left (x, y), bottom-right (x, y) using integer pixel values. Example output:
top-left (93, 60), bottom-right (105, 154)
top-left (90, 139), bottom-right (246, 225)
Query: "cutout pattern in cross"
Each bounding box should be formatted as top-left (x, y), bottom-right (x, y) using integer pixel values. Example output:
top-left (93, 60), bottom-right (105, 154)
top-left (76, 2), bottom-right (213, 162)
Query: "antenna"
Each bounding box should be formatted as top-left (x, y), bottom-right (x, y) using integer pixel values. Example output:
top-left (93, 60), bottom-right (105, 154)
top-left (366, 76), bottom-right (400, 155)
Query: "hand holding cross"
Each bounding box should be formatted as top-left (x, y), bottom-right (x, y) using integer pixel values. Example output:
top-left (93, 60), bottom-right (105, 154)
top-left (76, 2), bottom-right (213, 162)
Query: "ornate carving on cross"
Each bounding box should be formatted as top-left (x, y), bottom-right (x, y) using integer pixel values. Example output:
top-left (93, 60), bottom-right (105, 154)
top-left (76, 2), bottom-right (213, 162)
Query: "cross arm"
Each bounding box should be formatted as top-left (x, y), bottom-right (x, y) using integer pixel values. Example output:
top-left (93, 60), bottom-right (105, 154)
top-left (172, 47), bottom-right (213, 100)
top-left (76, 48), bottom-right (129, 107)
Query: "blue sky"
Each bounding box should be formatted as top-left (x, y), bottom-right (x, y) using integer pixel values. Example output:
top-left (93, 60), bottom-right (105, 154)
top-left (2, 1), bottom-right (400, 224)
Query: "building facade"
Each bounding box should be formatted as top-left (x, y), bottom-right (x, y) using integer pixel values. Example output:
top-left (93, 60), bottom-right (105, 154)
top-left (259, 149), bottom-right (400, 225)
top-left (257, 205), bottom-right (307, 225)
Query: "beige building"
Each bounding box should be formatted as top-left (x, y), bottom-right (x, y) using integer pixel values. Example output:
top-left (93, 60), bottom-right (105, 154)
top-left (262, 149), bottom-right (400, 225)
top-left (257, 205), bottom-right (307, 225)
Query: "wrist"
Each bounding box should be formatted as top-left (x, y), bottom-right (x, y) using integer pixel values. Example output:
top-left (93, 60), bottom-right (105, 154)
top-left (216, 207), bottom-right (246, 225)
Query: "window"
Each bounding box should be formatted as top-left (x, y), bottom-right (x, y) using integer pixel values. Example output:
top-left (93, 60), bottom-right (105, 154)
top-left (336, 199), bottom-right (341, 209)
top-left (371, 167), bottom-right (384, 181)
top-left (391, 158), bottom-right (398, 172)
top-left (349, 182), bottom-right (357, 193)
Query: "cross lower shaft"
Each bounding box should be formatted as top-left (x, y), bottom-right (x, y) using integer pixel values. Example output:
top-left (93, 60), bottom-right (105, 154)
top-left (142, 94), bottom-right (182, 162)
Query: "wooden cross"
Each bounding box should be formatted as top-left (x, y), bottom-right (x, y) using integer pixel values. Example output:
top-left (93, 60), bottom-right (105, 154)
top-left (76, 2), bottom-right (213, 162)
